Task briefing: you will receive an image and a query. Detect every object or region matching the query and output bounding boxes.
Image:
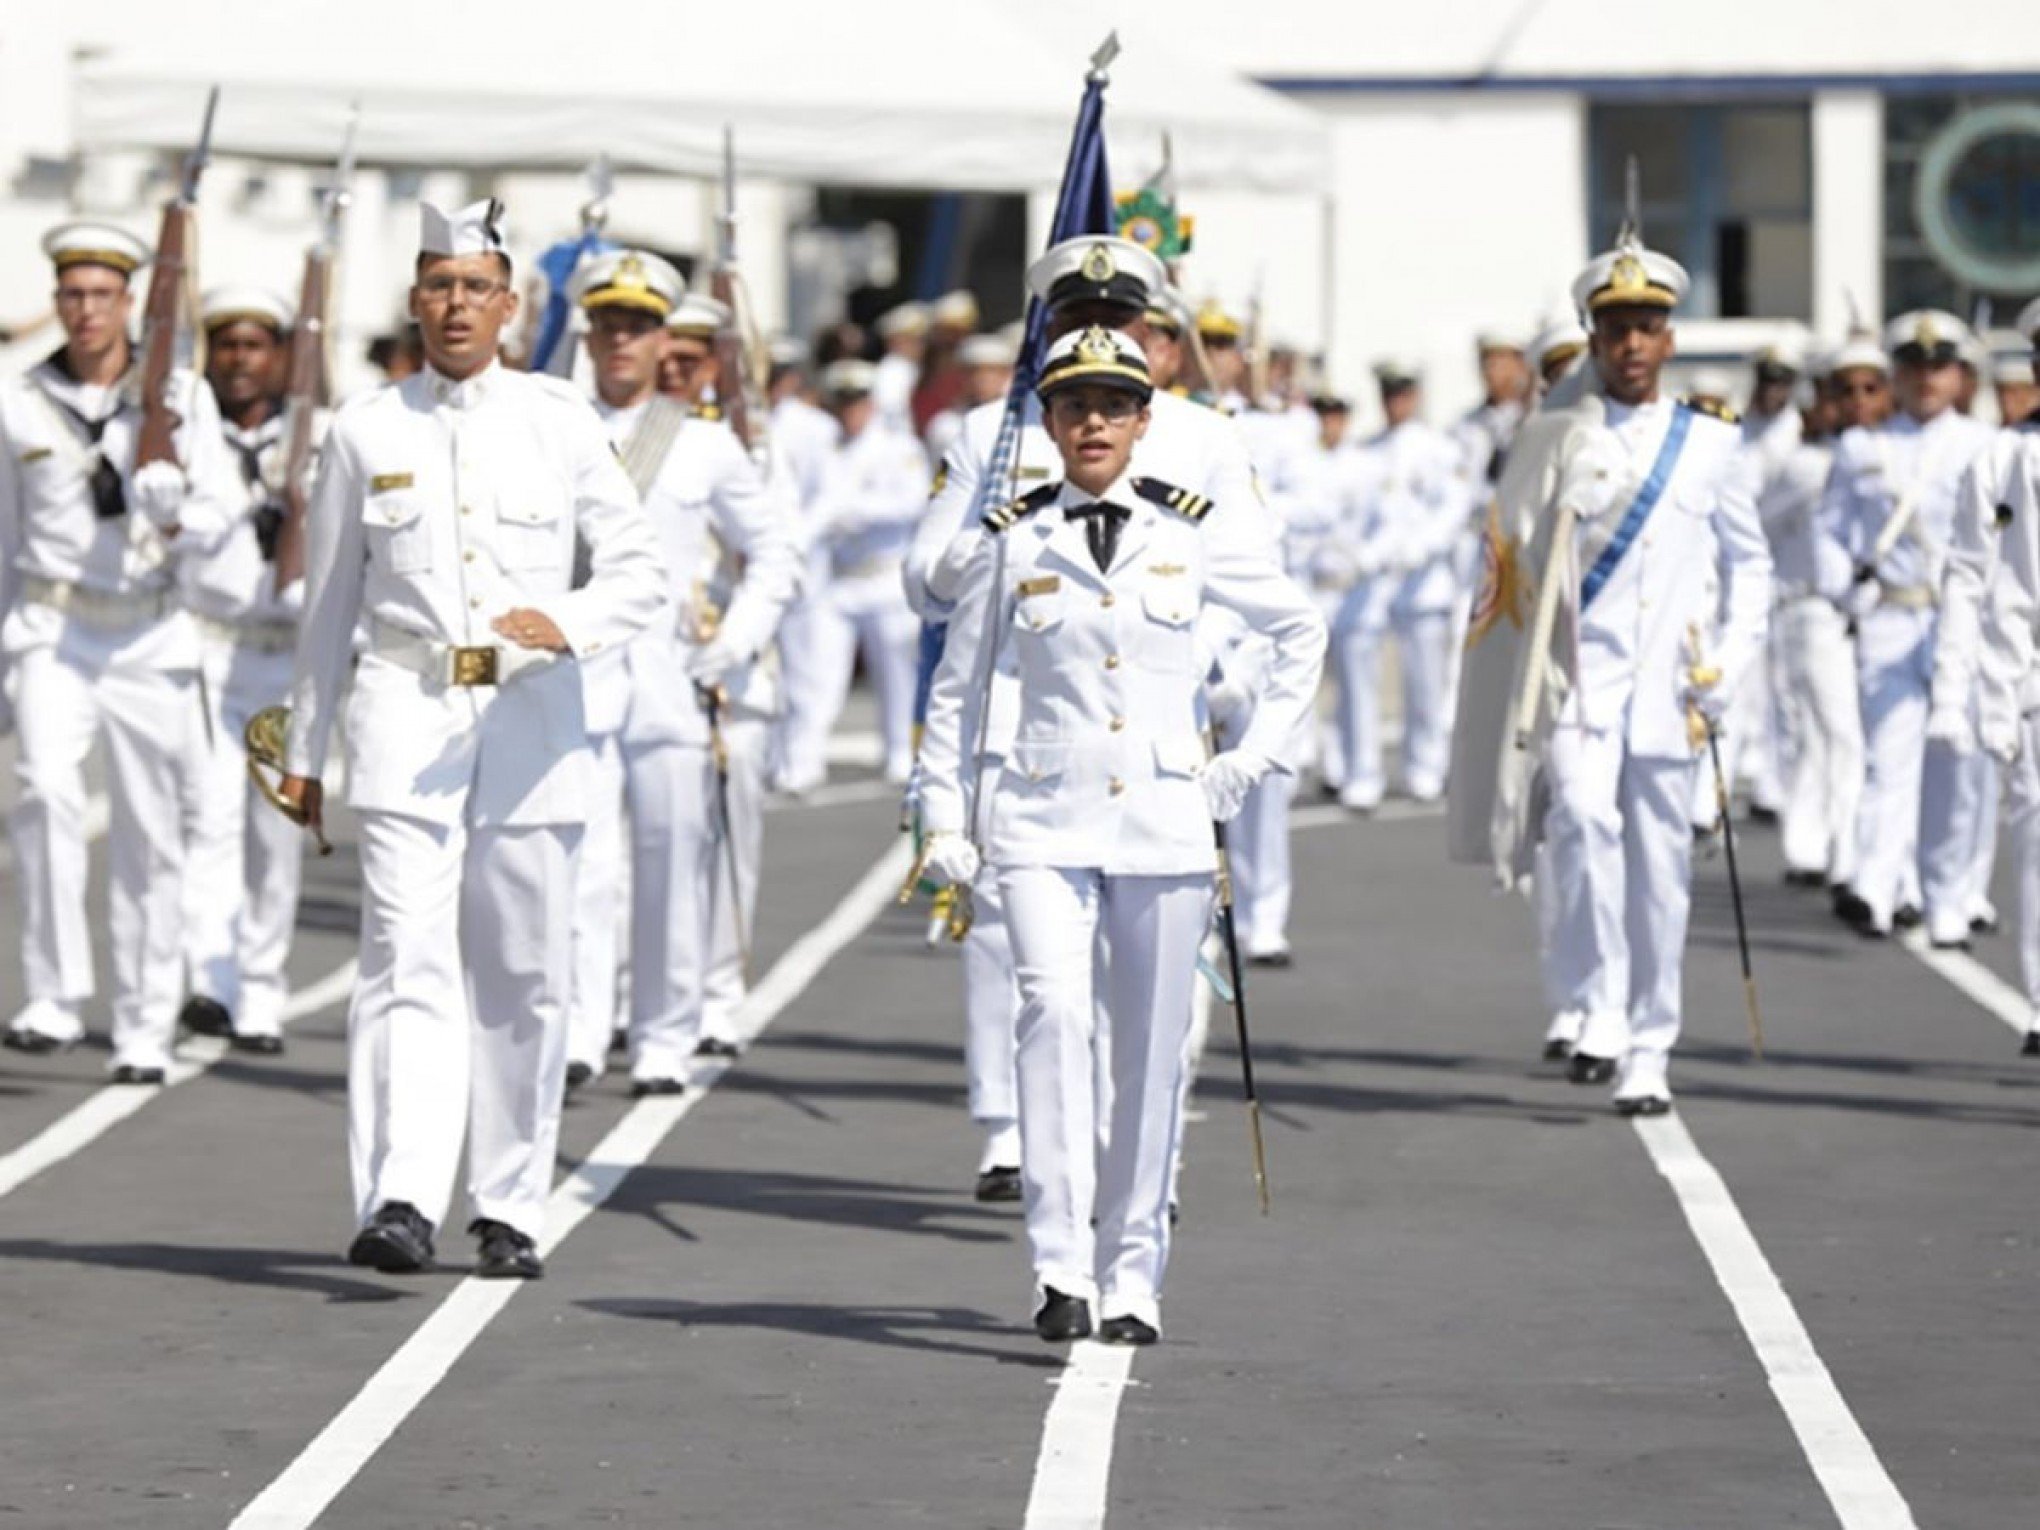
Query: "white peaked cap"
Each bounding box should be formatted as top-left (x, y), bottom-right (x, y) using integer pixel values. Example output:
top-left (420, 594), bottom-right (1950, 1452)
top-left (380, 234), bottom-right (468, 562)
top-left (201, 286), bottom-right (294, 333)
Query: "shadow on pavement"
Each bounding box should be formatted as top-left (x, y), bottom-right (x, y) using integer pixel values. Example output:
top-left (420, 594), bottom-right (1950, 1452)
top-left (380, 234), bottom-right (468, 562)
top-left (579, 1295), bottom-right (1062, 1368)
top-left (601, 1165), bottom-right (1012, 1245)
top-left (0, 1238), bottom-right (418, 1303)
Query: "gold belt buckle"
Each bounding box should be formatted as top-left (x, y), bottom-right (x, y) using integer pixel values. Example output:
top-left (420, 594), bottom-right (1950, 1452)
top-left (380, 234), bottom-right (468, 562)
top-left (449, 645), bottom-right (500, 686)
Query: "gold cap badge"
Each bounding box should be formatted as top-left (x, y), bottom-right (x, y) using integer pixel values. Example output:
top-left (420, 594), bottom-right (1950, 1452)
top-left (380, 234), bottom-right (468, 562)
top-left (1081, 243), bottom-right (1116, 282)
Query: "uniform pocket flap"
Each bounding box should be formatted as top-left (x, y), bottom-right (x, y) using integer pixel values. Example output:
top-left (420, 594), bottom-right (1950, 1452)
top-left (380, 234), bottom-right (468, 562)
top-left (1013, 591), bottom-right (1065, 633)
top-left (1152, 734), bottom-right (1204, 777)
top-left (1140, 589), bottom-right (1195, 628)
top-left (366, 493), bottom-right (423, 529)
top-left (497, 501), bottom-right (564, 527)
top-left (1008, 739), bottom-right (1070, 783)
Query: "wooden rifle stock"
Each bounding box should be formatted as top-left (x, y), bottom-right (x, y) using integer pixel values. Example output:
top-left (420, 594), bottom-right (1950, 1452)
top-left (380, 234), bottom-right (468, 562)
top-left (708, 267), bottom-right (756, 450)
top-left (271, 247), bottom-right (331, 591)
top-left (133, 202), bottom-right (192, 472)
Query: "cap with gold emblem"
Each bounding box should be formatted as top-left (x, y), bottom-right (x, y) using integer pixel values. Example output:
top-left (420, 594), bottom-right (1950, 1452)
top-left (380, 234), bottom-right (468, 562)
top-left (419, 199), bottom-right (508, 259)
top-left (41, 221), bottom-right (151, 278)
top-left (666, 292), bottom-right (733, 337)
top-left (569, 249), bottom-right (684, 319)
top-left (875, 301), bottom-right (929, 340)
top-left (1195, 298), bottom-right (1244, 343)
top-left (201, 286), bottom-right (294, 335)
top-left (1571, 237), bottom-right (1690, 317)
top-left (1531, 315), bottom-right (1589, 377)
top-left (1035, 324), bottom-right (1153, 401)
top-left (1024, 236), bottom-right (1168, 313)
top-left (1882, 310), bottom-right (1968, 366)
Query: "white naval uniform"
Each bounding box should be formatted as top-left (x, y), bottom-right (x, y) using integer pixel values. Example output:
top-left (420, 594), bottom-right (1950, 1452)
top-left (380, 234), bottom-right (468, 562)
top-left (1269, 431), bottom-right (1357, 788)
top-left (1819, 408), bottom-right (1996, 935)
top-left (813, 420), bottom-right (928, 782)
top-left (1760, 434), bottom-right (1862, 882)
top-left (177, 408), bottom-right (309, 1041)
top-left (919, 473), bottom-right (1325, 1327)
top-left (286, 362), bottom-right (665, 1239)
top-left (569, 402), bottom-right (798, 1082)
top-left (1711, 406), bottom-right (1803, 817)
top-left (1346, 420), bottom-right (1471, 805)
top-left (767, 393), bottom-right (842, 795)
top-left (1546, 398), bottom-right (1770, 1095)
top-left (872, 349), bottom-right (918, 437)
top-left (906, 386), bottom-right (1267, 1173)
top-left (0, 356), bottom-right (237, 1068)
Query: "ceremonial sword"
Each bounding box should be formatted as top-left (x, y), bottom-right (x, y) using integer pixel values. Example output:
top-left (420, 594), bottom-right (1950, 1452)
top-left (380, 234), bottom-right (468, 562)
top-left (1687, 626), bottom-right (1764, 1059)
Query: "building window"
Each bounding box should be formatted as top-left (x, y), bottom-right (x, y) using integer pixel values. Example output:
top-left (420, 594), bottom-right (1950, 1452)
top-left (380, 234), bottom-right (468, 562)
top-left (1887, 95), bottom-right (2040, 319)
top-left (1588, 103), bottom-right (1813, 320)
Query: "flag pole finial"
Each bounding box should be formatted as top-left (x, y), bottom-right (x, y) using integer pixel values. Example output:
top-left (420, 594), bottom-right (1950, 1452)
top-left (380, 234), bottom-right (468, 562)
top-left (1089, 31), bottom-right (1121, 82)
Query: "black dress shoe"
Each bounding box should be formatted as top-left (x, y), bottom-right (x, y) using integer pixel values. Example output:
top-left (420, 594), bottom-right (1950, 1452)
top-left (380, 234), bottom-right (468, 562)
top-left (1542, 1038), bottom-right (1575, 1062)
top-left (471, 1219), bottom-right (543, 1280)
top-left (630, 1076), bottom-right (686, 1098)
top-left (1746, 802), bottom-right (1781, 826)
top-left (1894, 904), bottom-right (1923, 930)
top-left (563, 1060), bottom-right (594, 1101)
top-left (1098, 1314), bottom-right (1159, 1346)
top-left (1033, 1287), bottom-right (1093, 1342)
top-left (974, 1165), bottom-right (1023, 1203)
top-left (1832, 887), bottom-right (1872, 927)
top-left (1971, 914), bottom-right (2000, 937)
top-left (229, 1033), bottom-right (285, 1055)
top-left (110, 1063), bottom-right (167, 1086)
top-left (1930, 936), bottom-right (1973, 952)
top-left (1247, 951), bottom-right (1293, 969)
top-left (608, 1026), bottom-right (630, 1056)
top-left (3, 1029), bottom-right (69, 1055)
top-left (347, 1200), bottom-right (435, 1273)
top-left (1566, 1052), bottom-right (1616, 1086)
top-left (694, 1036), bottom-right (742, 1059)
top-left (1783, 869), bottom-right (1826, 889)
top-left (1857, 924), bottom-right (1890, 941)
top-left (1615, 1095), bottom-right (1672, 1118)
top-left (179, 996), bottom-right (233, 1038)
top-left (2023, 1031), bottom-right (2040, 1058)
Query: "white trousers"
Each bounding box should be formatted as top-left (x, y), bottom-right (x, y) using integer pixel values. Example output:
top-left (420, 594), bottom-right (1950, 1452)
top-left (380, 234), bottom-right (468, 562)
top-left (772, 581), bottom-right (837, 794)
top-left (2003, 715), bottom-right (2040, 1020)
top-left (623, 738), bottom-right (721, 1079)
top-left (960, 863), bottom-right (1020, 1142)
top-left (179, 641), bottom-right (304, 1038)
top-left (1776, 599), bottom-right (1863, 882)
top-left (1543, 728), bottom-right (1696, 1067)
top-left (1000, 864), bottom-right (1211, 1326)
top-left (349, 812), bottom-right (579, 1239)
top-left (811, 584), bottom-right (919, 781)
top-left (1230, 769), bottom-right (1296, 956)
top-left (1921, 739), bottom-right (1999, 942)
top-left (1393, 609), bottom-right (1454, 801)
top-left (566, 729), bottom-right (628, 1073)
top-left (8, 634), bottom-right (193, 1068)
top-left (702, 717), bottom-right (767, 1043)
top-left (1852, 608), bottom-right (1932, 928)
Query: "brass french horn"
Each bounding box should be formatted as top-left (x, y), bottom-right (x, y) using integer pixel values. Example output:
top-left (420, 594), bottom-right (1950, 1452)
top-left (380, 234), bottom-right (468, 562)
top-left (244, 705), bottom-right (333, 856)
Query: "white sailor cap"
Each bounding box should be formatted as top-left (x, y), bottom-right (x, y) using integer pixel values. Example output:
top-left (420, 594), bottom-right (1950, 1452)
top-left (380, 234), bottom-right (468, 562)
top-left (1475, 329), bottom-right (1527, 354)
top-left (1882, 310), bottom-right (1969, 364)
top-left (2018, 297), bottom-right (2040, 346)
top-left (665, 293), bottom-right (732, 338)
top-left (931, 290), bottom-right (979, 330)
top-left (568, 249), bottom-right (683, 319)
top-left (958, 332), bottom-right (1017, 369)
top-left (1024, 237), bottom-right (1168, 314)
top-left (201, 286), bottom-right (294, 334)
top-left (1821, 334), bottom-right (1889, 378)
top-left (1571, 240), bottom-right (1690, 317)
top-left (875, 301), bottom-right (929, 340)
top-left (821, 358), bottom-right (878, 397)
top-left (1531, 316), bottom-right (1589, 373)
top-left (419, 199), bottom-right (508, 260)
top-left (767, 334), bottom-right (810, 368)
top-left (1687, 367), bottom-right (1736, 403)
top-left (1372, 357), bottom-right (1422, 389)
top-left (1035, 324), bottom-right (1152, 400)
top-left (1752, 337), bottom-right (1805, 378)
top-left (1994, 352), bottom-right (2035, 387)
top-left (42, 220), bottom-right (150, 277)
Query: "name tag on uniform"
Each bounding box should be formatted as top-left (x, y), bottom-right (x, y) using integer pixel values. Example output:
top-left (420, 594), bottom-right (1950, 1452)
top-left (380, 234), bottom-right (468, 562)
top-left (1148, 563), bottom-right (1187, 577)
top-left (369, 472), bottom-right (414, 494)
top-left (1018, 576), bottom-right (1061, 597)
top-left (19, 446), bottom-right (52, 464)
top-left (1017, 466), bottom-right (1050, 481)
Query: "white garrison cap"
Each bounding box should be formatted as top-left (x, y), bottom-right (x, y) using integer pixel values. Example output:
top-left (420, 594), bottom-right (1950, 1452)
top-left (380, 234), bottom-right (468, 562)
top-left (201, 286), bottom-right (294, 334)
top-left (2018, 297), bottom-right (2040, 345)
top-left (1881, 310), bottom-right (1969, 362)
top-left (1372, 357), bottom-right (1422, 388)
top-left (1532, 315), bottom-right (1589, 372)
top-left (1571, 239), bottom-right (1690, 317)
top-left (958, 332), bottom-right (1017, 368)
top-left (665, 293), bottom-right (733, 337)
top-left (419, 199), bottom-right (508, 259)
top-left (568, 249), bottom-right (683, 318)
top-left (42, 220), bottom-right (150, 276)
top-left (931, 290), bottom-right (979, 329)
top-left (821, 358), bottom-right (878, 397)
top-left (875, 301), bottom-right (929, 339)
top-left (1025, 236), bottom-right (1168, 311)
top-left (1035, 324), bottom-right (1152, 398)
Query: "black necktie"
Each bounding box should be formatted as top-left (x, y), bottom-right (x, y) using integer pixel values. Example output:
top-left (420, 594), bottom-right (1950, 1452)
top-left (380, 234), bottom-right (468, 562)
top-left (41, 391), bottom-right (126, 520)
top-left (1066, 501), bottom-right (1129, 573)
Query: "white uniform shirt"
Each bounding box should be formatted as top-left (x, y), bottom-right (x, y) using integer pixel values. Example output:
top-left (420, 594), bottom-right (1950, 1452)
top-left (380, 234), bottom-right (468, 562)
top-left (919, 474), bottom-right (1326, 876)
top-left (1353, 419), bottom-right (1473, 618)
top-left (1819, 409), bottom-right (1996, 601)
top-left (1452, 397), bottom-right (1526, 487)
top-left (1938, 424), bottom-right (2040, 750)
top-left (817, 420), bottom-right (930, 612)
top-left (873, 351), bottom-right (918, 436)
top-left (286, 362), bottom-right (666, 827)
top-left (178, 408), bottom-right (309, 625)
top-left (1756, 437), bottom-right (1841, 597)
top-left (1564, 398), bottom-right (1772, 757)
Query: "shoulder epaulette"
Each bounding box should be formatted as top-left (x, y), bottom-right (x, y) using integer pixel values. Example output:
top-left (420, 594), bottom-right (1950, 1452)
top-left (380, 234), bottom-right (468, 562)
top-left (1682, 396), bottom-right (1741, 425)
top-left (1131, 476), bottom-right (1213, 523)
top-left (982, 481), bottom-right (1059, 533)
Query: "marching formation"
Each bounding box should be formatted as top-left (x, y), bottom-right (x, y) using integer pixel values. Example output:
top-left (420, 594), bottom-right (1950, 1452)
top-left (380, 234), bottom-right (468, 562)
top-left (4, 93), bottom-right (2040, 1362)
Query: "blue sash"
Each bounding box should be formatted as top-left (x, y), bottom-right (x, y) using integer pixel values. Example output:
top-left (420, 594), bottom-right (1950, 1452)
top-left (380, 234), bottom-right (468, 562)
top-left (1580, 402), bottom-right (1693, 610)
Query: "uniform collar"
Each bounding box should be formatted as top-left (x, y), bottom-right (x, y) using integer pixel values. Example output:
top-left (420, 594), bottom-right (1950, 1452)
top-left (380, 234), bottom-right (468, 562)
top-left (425, 359), bottom-right (500, 411)
top-left (222, 411), bottom-right (285, 450)
top-left (1054, 472), bottom-right (1136, 516)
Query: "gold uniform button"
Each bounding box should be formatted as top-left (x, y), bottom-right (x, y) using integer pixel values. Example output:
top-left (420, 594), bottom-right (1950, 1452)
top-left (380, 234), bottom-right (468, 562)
top-left (1109, 778), bottom-right (1125, 796)
top-left (463, 550), bottom-right (476, 563)
top-left (469, 597), bottom-right (482, 609)
top-left (1104, 654), bottom-right (1121, 670)
top-left (1100, 594), bottom-right (1116, 609)
top-left (460, 504), bottom-right (473, 516)
top-left (1109, 716), bottom-right (1126, 732)
top-left (1028, 769), bottom-right (1044, 783)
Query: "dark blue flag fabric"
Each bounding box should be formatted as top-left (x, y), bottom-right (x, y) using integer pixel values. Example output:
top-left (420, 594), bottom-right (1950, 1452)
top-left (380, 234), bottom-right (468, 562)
top-left (530, 230), bottom-right (617, 375)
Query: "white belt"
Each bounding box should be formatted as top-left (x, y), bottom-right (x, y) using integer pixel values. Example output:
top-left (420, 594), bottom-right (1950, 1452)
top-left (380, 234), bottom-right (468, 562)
top-left (1877, 581), bottom-right (1937, 611)
top-left (192, 610), bottom-right (297, 655)
top-left (20, 574), bottom-right (171, 628)
top-left (368, 616), bottom-right (556, 688)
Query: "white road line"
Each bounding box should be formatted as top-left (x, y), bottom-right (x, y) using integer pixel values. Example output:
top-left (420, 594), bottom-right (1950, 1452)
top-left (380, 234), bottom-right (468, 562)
top-left (1288, 798), bottom-right (1443, 831)
top-left (1896, 930), bottom-right (2031, 1037)
top-left (1019, 969), bottom-right (1214, 1528)
top-left (765, 777), bottom-right (899, 813)
top-left (0, 959), bottom-right (359, 1204)
top-left (1634, 1114), bottom-right (1920, 1530)
top-left (824, 729), bottom-right (883, 767)
top-left (227, 837), bottom-right (914, 1530)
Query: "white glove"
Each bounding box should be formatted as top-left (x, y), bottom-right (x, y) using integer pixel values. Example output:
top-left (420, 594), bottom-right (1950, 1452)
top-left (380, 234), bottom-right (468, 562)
top-left (131, 460), bottom-right (187, 531)
top-left (1683, 678), bottom-right (1728, 727)
top-left (1982, 719), bottom-right (2022, 766)
top-left (922, 832), bottom-right (981, 887)
top-left (686, 636), bottom-right (743, 689)
top-left (1926, 704), bottom-right (1975, 754)
top-left (1201, 749), bottom-right (1270, 824)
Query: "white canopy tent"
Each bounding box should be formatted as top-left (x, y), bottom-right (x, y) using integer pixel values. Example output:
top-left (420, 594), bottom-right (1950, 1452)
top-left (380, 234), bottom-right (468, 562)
top-left (68, 0), bottom-right (1328, 192)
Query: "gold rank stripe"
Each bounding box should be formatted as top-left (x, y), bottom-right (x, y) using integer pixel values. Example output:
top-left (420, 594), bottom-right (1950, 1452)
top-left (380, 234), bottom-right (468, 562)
top-left (20, 447), bottom-right (52, 463)
top-left (369, 472), bottom-right (414, 494)
top-left (1018, 575), bottom-right (1061, 597)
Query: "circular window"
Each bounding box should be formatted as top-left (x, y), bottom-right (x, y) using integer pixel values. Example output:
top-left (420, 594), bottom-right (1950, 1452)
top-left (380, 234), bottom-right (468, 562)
top-left (1916, 103), bottom-right (2040, 290)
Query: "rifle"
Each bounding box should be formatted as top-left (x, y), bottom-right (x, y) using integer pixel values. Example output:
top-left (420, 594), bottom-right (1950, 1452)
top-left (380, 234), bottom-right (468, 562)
top-left (272, 108), bottom-right (359, 594)
top-left (709, 125), bottom-right (769, 459)
top-left (133, 86), bottom-right (219, 474)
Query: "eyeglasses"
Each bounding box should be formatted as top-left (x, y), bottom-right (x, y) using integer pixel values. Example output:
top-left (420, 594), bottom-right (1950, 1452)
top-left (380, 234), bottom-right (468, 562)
top-left (55, 287), bottom-right (125, 309)
top-left (416, 275), bottom-right (508, 304)
top-left (1047, 392), bottom-right (1143, 424)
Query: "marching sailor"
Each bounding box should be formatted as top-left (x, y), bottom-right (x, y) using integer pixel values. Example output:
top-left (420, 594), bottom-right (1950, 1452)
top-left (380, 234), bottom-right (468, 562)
top-left (176, 286), bottom-right (310, 1054)
top-left (0, 222), bottom-right (239, 1078)
top-left (1513, 229), bottom-right (1771, 1111)
top-left (915, 325), bottom-right (1324, 1342)
top-left (280, 200), bottom-right (665, 1277)
top-left (763, 339), bottom-right (844, 797)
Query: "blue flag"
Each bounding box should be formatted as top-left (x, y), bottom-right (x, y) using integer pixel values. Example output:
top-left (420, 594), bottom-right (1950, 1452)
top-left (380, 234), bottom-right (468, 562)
top-left (529, 229), bottom-right (616, 375)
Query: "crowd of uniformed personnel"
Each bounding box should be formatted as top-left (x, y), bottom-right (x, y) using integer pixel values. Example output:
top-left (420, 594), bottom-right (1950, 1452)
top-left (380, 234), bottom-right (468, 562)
top-left (3, 176), bottom-right (2039, 1342)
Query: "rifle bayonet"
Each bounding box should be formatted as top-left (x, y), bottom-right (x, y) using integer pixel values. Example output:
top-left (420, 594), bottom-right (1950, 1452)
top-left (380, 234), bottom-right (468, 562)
top-left (180, 86), bottom-right (220, 207)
